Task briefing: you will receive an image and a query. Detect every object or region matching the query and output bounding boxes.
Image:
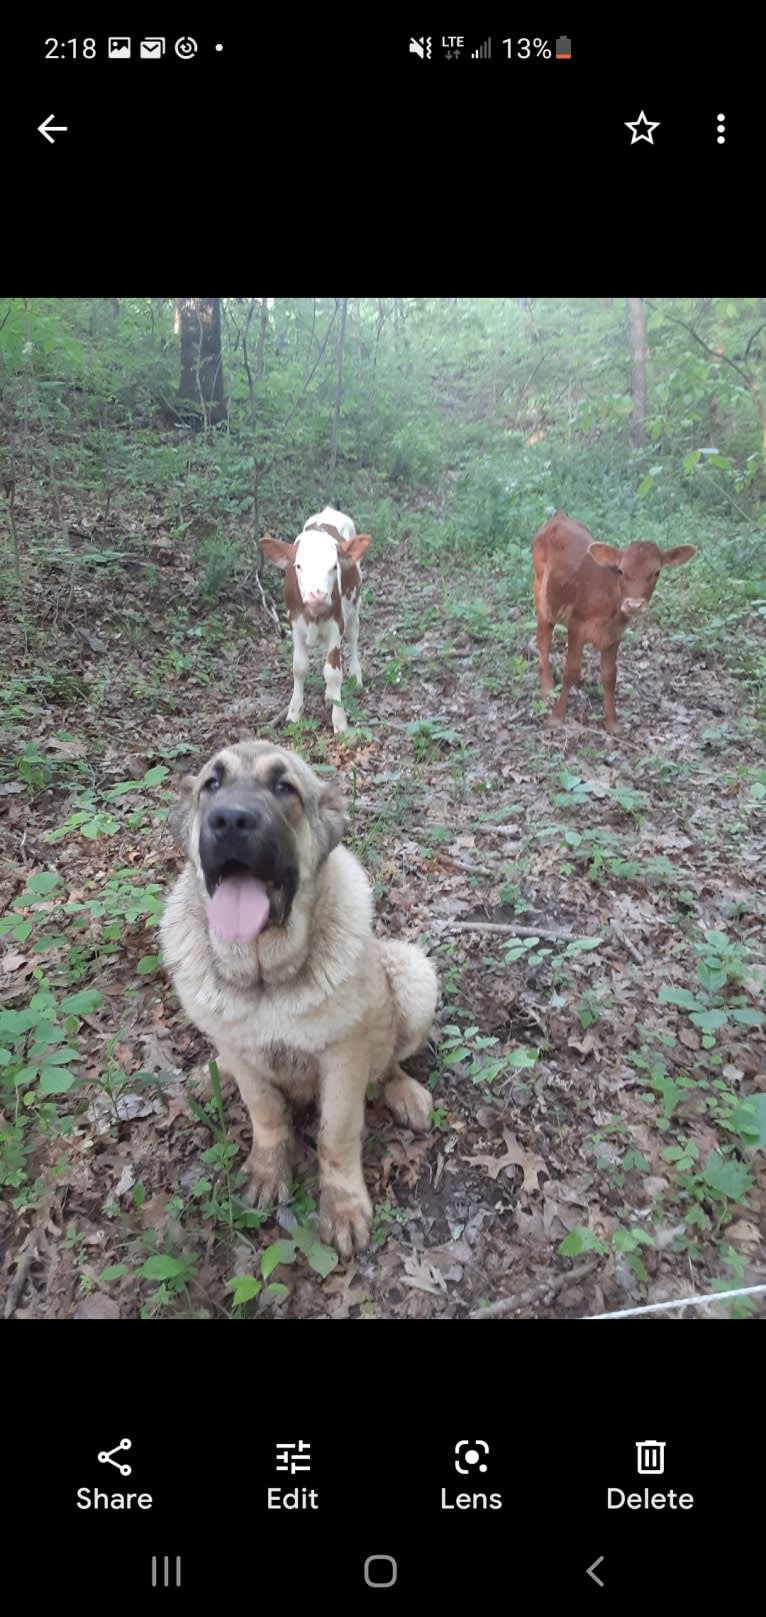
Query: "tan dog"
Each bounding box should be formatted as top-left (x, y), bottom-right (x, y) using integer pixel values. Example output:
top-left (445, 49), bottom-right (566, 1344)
top-left (160, 741), bottom-right (438, 1257)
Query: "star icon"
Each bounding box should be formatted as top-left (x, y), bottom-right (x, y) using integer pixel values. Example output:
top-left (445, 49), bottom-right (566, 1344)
top-left (625, 110), bottom-right (660, 145)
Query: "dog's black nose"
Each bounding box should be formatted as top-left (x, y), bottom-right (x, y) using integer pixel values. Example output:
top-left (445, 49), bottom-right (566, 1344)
top-left (208, 805), bottom-right (259, 838)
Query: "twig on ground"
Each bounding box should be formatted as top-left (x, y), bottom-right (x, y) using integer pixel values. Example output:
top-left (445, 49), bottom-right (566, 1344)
top-left (609, 921), bottom-right (644, 964)
top-left (254, 572), bottom-right (284, 636)
top-left (458, 921), bottom-right (575, 941)
top-left (470, 1259), bottom-right (599, 1318)
top-left (3, 1193), bottom-right (56, 1319)
top-left (440, 855), bottom-right (495, 878)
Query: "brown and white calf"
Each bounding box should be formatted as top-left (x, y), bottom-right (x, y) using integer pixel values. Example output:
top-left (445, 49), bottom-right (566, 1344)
top-left (532, 511), bottom-right (695, 733)
top-left (260, 507), bottom-right (371, 734)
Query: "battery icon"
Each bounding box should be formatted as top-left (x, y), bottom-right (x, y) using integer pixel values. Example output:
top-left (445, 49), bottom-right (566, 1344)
top-left (555, 36), bottom-right (572, 59)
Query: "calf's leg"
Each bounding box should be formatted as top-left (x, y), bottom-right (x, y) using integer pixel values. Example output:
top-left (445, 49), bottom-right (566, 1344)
top-left (287, 619), bottom-right (308, 724)
top-left (549, 628), bottom-right (584, 725)
top-left (536, 617), bottom-right (555, 695)
top-left (600, 642), bottom-right (619, 733)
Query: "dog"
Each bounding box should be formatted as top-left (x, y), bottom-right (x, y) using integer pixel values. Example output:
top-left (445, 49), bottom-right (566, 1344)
top-left (160, 740), bottom-right (438, 1257)
top-left (260, 506), bottom-right (370, 734)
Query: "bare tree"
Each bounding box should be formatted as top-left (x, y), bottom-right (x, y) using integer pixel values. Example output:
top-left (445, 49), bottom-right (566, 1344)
top-left (329, 298), bottom-right (347, 486)
top-left (255, 298), bottom-right (270, 378)
top-left (176, 297), bottom-right (225, 425)
top-left (627, 298), bottom-right (647, 448)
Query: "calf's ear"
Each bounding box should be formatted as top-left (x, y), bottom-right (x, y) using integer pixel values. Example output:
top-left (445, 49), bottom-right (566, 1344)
top-left (588, 542), bottom-right (623, 568)
top-left (661, 545), bottom-right (696, 567)
top-left (260, 537), bottom-right (298, 570)
top-left (339, 534), bottom-right (371, 564)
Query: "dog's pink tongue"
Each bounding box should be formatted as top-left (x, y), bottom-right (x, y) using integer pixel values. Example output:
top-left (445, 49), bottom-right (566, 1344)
top-left (209, 875), bottom-right (270, 942)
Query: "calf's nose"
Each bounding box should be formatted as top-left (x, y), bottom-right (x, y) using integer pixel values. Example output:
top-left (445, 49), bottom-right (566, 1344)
top-left (307, 588), bottom-right (329, 604)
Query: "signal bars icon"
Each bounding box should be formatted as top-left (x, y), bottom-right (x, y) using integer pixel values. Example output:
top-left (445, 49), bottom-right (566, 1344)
top-left (472, 38), bottom-right (491, 59)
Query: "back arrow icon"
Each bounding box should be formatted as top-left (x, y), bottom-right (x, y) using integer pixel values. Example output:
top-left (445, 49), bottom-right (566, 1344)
top-left (38, 115), bottom-right (68, 144)
top-left (586, 1556), bottom-right (605, 1587)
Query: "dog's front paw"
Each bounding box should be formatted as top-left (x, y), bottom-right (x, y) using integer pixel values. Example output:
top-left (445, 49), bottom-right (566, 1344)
top-left (331, 707), bottom-right (348, 734)
top-left (384, 1072), bottom-right (433, 1133)
top-left (286, 703), bottom-right (303, 724)
top-left (242, 1142), bottom-right (292, 1209)
top-left (319, 1182), bottom-right (372, 1260)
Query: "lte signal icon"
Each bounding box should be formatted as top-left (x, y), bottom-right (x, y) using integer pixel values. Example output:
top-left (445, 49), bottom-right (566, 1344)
top-left (471, 38), bottom-right (492, 59)
top-left (410, 37), bottom-right (432, 59)
top-left (636, 1440), bottom-right (666, 1476)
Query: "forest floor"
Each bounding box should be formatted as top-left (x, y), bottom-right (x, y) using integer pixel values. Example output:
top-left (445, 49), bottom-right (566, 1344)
top-left (2, 490), bottom-right (765, 1320)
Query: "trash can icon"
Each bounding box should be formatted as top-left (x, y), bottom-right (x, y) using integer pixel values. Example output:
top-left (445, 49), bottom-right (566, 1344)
top-left (636, 1440), bottom-right (666, 1476)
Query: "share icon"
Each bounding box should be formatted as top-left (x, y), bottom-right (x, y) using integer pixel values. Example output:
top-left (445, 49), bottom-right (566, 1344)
top-left (97, 1438), bottom-right (132, 1476)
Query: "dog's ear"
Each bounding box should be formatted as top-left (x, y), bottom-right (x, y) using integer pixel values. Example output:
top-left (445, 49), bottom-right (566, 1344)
top-left (167, 775), bottom-right (195, 851)
top-left (317, 781), bottom-right (347, 857)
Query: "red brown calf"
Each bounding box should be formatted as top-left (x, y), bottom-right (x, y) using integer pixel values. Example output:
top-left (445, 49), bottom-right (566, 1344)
top-left (532, 511), bottom-right (695, 733)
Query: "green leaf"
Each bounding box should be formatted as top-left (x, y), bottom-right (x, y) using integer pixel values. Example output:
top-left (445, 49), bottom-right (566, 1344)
top-left (730, 1007), bottom-right (764, 1026)
top-left (658, 985), bottom-right (699, 1009)
top-left (689, 1009), bottom-right (728, 1033)
top-left (305, 1241), bottom-right (339, 1278)
top-left (702, 1152), bottom-right (752, 1200)
top-left (636, 476), bottom-right (655, 498)
top-left (140, 1254), bottom-right (189, 1281)
top-left (142, 765), bottom-right (169, 787)
top-left (39, 1065), bottom-right (75, 1093)
top-left (564, 937), bottom-right (602, 956)
top-left (506, 1046), bottom-right (539, 1068)
top-left (267, 1282), bottom-right (289, 1297)
top-left (0, 1010), bottom-right (38, 1037)
top-left (558, 1227), bottom-right (607, 1257)
top-left (36, 1045), bottom-right (80, 1064)
top-left (227, 1274), bottom-right (262, 1306)
top-left (696, 962), bottom-right (726, 993)
top-left (100, 1264), bottom-right (128, 1282)
top-left (730, 1095), bottom-right (766, 1147)
top-left (136, 954), bottom-right (160, 975)
top-left (0, 1047), bottom-right (11, 1066)
top-left (261, 1240), bottom-right (297, 1278)
top-left (59, 988), bottom-right (105, 1015)
top-left (26, 870), bottom-right (61, 895)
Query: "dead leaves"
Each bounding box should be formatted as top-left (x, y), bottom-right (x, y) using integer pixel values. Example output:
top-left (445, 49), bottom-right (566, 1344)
top-left (466, 1128), bottom-right (548, 1193)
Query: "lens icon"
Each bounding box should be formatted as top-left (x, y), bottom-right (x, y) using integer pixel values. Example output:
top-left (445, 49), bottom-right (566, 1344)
top-left (175, 37), bottom-right (198, 58)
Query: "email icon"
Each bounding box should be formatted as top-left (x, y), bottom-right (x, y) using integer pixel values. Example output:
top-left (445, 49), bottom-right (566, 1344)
top-left (140, 37), bottom-right (165, 58)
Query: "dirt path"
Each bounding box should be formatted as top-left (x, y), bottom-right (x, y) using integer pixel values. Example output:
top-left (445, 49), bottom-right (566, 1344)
top-left (2, 534), bottom-right (765, 1318)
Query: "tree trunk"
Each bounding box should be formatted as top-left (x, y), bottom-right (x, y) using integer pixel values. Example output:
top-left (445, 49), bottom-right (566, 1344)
top-left (328, 298), bottom-right (347, 487)
top-left (255, 299), bottom-right (269, 378)
top-left (176, 297), bottom-right (226, 424)
top-left (627, 297), bottom-right (647, 448)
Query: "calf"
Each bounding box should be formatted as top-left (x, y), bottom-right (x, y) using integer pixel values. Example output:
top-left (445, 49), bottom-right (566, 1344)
top-left (260, 507), bottom-right (371, 734)
top-left (532, 511), bottom-right (695, 733)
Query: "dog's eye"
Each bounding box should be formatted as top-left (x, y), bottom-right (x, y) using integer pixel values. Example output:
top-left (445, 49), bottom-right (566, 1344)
top-left (274, 778), bottom-right (295, 797)
top-left (295, 563), bottom-right (303, 572)
top-left (204, 776), bottom-right (221, 793)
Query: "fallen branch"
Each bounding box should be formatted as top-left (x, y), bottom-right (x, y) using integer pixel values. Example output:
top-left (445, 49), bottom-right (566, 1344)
top-left (440, 855), bottom-right (495, 878)
top-left (457, 921), bottom-right (575, 941)
top-left (253, 571), bottom-right (284, 636)
top-left (470, 824), bottom-right (522, 837)
top-left (470, 1259), bottom-right (599, 1319)
top-left (4, 1193), bottom-right (56, 1319)
top-left (609, 920), bottom-right (644, 965)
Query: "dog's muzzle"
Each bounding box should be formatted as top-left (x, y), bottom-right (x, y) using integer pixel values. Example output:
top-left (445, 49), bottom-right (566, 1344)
top-left (198, 797), bottom-right (298, 943)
